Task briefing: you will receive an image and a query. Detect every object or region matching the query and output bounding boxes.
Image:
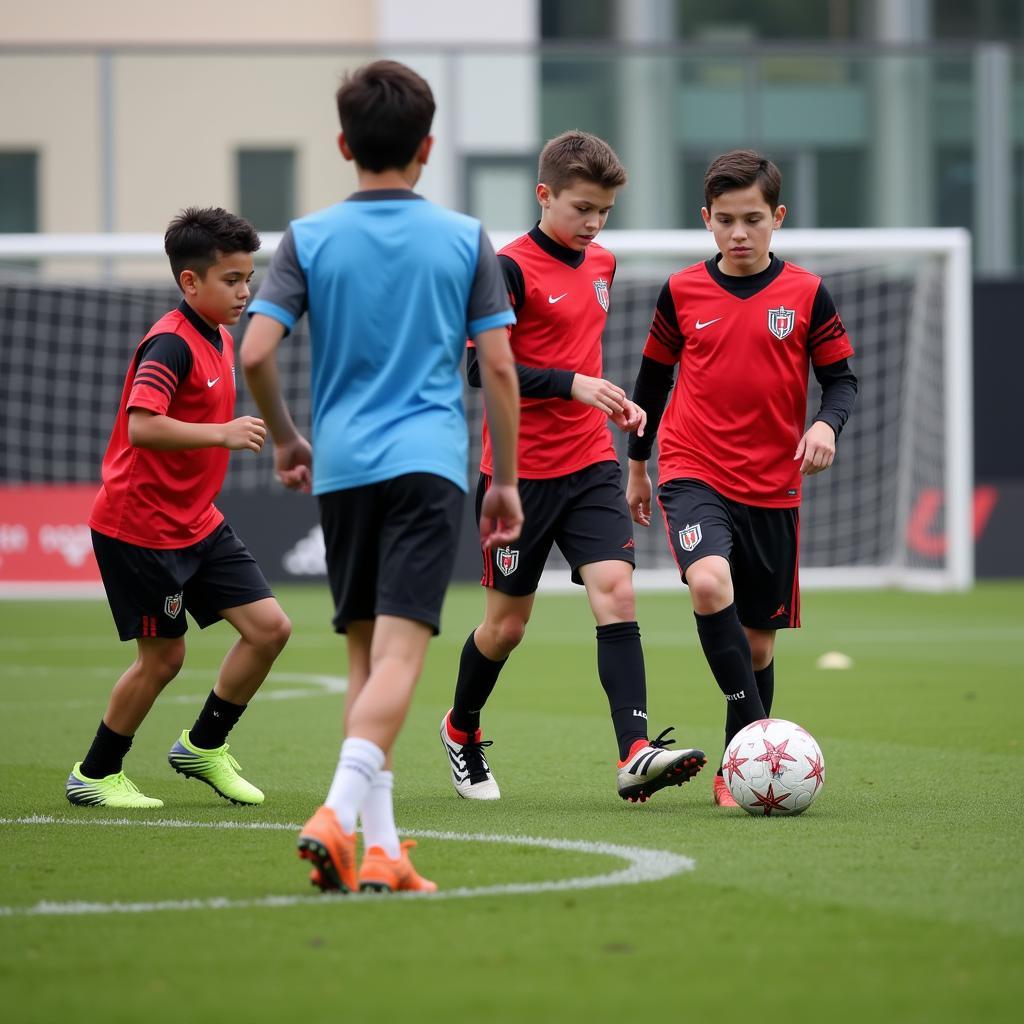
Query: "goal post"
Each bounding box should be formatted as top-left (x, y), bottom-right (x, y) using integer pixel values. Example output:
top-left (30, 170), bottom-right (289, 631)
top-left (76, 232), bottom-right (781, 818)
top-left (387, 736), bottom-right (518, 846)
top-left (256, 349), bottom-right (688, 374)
top-left (0, 227), bottom-right (972, 593)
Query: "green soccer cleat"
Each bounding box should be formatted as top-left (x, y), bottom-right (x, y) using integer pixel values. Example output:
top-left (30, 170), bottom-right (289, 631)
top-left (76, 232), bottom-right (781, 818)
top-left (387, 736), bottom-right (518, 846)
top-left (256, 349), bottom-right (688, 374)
top-left (167, 730), bottom-right (265, 806)
top-left (65, 763), bottom-right (164, 808)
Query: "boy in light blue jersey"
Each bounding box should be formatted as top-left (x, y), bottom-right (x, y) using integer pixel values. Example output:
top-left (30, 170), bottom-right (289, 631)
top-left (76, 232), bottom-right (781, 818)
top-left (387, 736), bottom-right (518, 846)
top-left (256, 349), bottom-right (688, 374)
top-left (242, 60), bottom-right (521, 894)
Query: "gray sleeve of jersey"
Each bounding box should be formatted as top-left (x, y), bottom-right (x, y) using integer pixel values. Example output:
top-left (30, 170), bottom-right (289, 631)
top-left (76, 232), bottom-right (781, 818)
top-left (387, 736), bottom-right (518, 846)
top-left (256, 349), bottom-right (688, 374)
top-left (466, 226), bottom-right (515, 337)
top-left (247, 226), bottom-right (307, 332)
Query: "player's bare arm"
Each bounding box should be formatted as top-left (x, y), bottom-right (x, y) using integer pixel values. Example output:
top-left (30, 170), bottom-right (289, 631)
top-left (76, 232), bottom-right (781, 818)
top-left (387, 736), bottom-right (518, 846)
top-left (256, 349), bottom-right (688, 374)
top-left (473, 325), bottom-right (523, 548)
top-left (794, 420), bottom-right (836, 476)
top-left (570, 373), bottom-right (627, 417)
top-left (626, 458), bottom-right (653, 527)
top-left (241, 313), bottom-right (313, 492)
top-left (127, 408), bottom-right (266, 453)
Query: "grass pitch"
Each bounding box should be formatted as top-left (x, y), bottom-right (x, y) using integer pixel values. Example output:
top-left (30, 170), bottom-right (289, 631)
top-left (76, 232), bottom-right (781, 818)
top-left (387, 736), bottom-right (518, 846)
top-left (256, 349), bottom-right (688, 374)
top-left (1, 582), bottom-right (1022, 1023)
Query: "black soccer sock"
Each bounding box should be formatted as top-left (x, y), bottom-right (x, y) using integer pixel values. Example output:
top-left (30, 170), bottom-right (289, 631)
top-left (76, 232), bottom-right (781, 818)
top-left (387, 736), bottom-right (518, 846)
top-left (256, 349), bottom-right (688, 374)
top-left (719, 660), bottom-right (776, 771)
top-left (755, 660), bottom-right (775, 716)
top-left (596, 621), bottom-right (649, 761)
top-left (451, 631), bottom-right (508, 735)
top-left (80, 720), bottom-right (134, 779)
top-left (695, 604), bottom-right (765, 764)
top-left (189, 690), bottom-right (246, 750)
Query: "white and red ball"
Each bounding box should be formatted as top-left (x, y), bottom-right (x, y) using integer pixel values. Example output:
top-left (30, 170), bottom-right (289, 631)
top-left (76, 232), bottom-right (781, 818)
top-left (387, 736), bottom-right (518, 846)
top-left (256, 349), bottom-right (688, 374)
top-left (724, 718), bottom-right (825, 816)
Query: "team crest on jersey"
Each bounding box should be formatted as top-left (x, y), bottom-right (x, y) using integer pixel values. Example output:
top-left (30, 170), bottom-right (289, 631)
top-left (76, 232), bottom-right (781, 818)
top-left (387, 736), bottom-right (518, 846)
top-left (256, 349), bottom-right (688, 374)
top-left (679, 523), bottom-right (702, 552)
top-left (593, 278), bottom-right (610, 312)
top-left (164, 592), bottom-right (183, 619)
top-left (767, 305), bottom-right (796, 340)
top-left (496, 547), bottom-right (519, 577)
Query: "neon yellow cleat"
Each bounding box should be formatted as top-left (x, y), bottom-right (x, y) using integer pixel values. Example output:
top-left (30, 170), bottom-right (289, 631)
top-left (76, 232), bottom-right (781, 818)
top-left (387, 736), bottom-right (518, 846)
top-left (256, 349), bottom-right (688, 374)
top-left (65, 764), bottom-right (164, 808)
top-left (167, 730), bottom-right (264, 805)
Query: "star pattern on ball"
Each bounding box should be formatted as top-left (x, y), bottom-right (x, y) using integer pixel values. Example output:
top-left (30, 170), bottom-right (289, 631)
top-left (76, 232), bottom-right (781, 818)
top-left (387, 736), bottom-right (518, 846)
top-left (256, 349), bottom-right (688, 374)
top-left (803, 751), bottom-right (825, 792)
top-left (755, 718), bottom-right (781, 733)
top-left (755, 737), bottom-right (797, 776)
top-left (722, 744), bottom-right (749, 783)
top-left (749, 782), bottom-right (791, 815)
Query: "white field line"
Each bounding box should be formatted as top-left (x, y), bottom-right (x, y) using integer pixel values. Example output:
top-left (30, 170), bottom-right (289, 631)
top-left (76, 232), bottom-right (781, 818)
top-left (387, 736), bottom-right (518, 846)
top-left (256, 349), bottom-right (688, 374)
top-left (0, 815), bottom-right (695, 916)
top-left (0, 671), bottom-right (346, 707)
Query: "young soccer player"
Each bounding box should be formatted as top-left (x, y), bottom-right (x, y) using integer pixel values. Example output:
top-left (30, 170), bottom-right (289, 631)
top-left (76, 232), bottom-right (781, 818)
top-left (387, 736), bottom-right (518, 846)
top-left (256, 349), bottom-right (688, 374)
top-left (242, 60), bottom-right (521, 894)
top-left (440, 130), bottom-right (706, 804)
top-left (67, 207), bottom-right (292, 810)
top-left (626, 150), bottom-right (858, 807)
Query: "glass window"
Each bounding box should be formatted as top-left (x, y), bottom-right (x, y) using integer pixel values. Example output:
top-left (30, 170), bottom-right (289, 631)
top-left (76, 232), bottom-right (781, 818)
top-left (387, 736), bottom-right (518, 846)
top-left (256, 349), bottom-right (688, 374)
top-left (676, 0), bottom-right (869, 41)
top-left (236, 148), bottom-right (296, 232)
top-left (933, 0), bottom-right (1024, 40)
top-left (541, 0), bottom-right (614, 40)
top-left (465, 157), bottom-right (538, 232)
top-left (0, 151), bottom-right (39, 233)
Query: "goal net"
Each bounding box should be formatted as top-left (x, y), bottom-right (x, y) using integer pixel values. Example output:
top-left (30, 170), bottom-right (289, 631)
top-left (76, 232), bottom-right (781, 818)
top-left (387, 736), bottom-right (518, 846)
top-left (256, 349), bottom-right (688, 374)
top-left (0, 228), bottom-right (972, 592)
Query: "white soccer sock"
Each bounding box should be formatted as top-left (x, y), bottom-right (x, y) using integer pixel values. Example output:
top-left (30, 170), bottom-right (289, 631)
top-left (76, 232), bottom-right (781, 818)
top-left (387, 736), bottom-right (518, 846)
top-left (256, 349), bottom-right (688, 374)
top-left (324, 737), bottom-right (386, 834)
top-left (359, 769), bottom-right (400, 860)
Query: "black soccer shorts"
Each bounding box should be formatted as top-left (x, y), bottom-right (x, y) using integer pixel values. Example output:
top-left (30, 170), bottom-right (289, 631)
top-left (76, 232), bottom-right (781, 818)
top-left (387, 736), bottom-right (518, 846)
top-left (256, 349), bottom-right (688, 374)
top-left (478, 459), bottom-right (636, 598)
top-left (657, 477), bottom-right (801, 629)
top-left (318, 472), bottom-right (464, 635)
top-left (91, 522), bottom-right (275, 641)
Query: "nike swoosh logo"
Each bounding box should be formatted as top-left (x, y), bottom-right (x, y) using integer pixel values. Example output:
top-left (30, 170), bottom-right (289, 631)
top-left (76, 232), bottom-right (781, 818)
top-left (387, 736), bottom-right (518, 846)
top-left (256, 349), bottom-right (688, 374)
top-left (548, 293), bottom-right (568, 304)
top-left (695, 318), bottom-right (722, 330)
top-left (207, 377), bottom-right (220, 387)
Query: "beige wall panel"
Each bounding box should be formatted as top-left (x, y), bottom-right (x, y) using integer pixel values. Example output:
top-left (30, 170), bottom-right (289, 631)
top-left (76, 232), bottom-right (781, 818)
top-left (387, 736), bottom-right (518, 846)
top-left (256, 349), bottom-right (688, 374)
top-left (3, 0), bottom-right (376, 45)
top-left (113, 54), bottom-right (368, 231)
top-left (0, 56), bottom-right (101, 231)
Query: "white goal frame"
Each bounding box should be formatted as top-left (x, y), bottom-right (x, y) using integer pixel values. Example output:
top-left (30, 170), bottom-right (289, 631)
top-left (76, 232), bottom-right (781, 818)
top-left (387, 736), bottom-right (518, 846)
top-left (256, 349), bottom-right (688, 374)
top-left (0, 227), bottom-right (972, 593)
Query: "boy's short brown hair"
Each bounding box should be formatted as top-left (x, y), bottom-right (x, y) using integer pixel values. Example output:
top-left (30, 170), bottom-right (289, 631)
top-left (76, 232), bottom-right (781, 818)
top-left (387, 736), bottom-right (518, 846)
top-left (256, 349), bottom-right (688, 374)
top-left (336, 60), bottom-right (436, 173)
top-left (538, 130), bottom-right (627, 195)
top-left (704, 150), bottom-right (782, 211)
top-left (164, 207), bottom-right (260, 289)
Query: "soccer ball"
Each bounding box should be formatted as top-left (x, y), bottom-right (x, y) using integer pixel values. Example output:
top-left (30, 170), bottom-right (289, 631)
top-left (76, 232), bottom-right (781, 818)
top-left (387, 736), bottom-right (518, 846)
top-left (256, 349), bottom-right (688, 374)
top-left (723, 718), bottom-right (825, 816)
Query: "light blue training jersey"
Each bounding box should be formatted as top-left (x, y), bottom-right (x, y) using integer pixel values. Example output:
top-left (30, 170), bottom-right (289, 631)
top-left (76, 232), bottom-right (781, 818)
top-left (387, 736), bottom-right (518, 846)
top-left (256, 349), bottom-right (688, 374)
top-left (248, 190), bottom-right (514, 495)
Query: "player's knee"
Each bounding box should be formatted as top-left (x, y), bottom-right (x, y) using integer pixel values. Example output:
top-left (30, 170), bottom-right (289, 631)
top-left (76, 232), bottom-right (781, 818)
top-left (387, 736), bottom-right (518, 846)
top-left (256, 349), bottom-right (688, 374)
top-left (491, 616), bottom-right (527, 654)
top-left (252, 611), bottom-right (292, 658)
top-left (686, 569), bottom-right (730, 610)
top-left (602, 577), bottom-right (636, 621)
top-left (748, 635), bottom-right (775, 669)
top-left (144, 641), bottom-right (186, 686)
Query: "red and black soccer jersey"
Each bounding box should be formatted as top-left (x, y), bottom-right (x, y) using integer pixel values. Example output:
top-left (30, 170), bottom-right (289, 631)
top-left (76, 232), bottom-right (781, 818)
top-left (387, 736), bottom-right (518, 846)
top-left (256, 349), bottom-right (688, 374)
top-left (643, 255), bottom-right (854, 508)
top-left (478, 226), bottom-right (618, 480)
top-left (90, 301), bottom-right (236, 548)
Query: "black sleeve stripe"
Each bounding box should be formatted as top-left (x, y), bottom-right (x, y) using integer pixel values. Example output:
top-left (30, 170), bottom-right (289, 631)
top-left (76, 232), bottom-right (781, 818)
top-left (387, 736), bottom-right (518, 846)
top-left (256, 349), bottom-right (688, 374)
top-left (498, 254), bottom-right (526, 314)
top-left (809, 279), bottom-right (841, 336)
top-left (808, 315), bottom-right (848, 351)
top-left (649, 309), bottom-right (683, 355)
top-left (131, 374), bottom-right (175, 401)
top-left (137, 360), bottom-right (178, 388)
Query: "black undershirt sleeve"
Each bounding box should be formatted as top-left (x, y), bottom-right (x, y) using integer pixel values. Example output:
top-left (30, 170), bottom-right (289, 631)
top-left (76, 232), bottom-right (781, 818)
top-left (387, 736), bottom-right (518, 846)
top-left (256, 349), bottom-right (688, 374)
top-left (465, 347), bottom-right (575, 399)
top-left (627, 355), bottom-right (676, 462)
top-left (811, 358), bottom-right (858, 438)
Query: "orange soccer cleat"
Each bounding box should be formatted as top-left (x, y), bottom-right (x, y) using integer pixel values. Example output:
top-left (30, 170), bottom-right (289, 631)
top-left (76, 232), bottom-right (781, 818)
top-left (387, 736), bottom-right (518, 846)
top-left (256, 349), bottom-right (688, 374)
top-left (297, 805), bottom-right (358, 893)
top-left (358, 840), bottom-right (438, 894)
top-left (713, 774), bottom-right (740, 807)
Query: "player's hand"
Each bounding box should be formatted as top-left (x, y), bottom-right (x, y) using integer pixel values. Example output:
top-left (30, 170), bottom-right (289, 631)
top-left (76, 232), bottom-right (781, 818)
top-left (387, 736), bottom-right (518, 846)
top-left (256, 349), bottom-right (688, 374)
top-left (795, 421), bottom-right (836, 476)
top-left (611, 399), bottom-right (647, 436)
top-left (274, 435), bottom-right (313, 492)
top-left (627, 462), bottom-right (652, 527)
top-left (479, 482), bottom-right (524, 549)
top-left (571, 374), bottom-right (627, 417)
top-left (223, 416), bottom-right (267, 453)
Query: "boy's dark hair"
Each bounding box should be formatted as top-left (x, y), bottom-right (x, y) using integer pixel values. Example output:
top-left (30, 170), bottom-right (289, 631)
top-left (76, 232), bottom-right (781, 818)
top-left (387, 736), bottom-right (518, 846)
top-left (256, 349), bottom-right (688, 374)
top-left (704, 150), bottom-right (782, 211)
top-left (538, 130), bottom-right (627, 195)
top-left (164, 207), bottom-right (261, 288)
top-left (336, 60), bottom-right (436, 173)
